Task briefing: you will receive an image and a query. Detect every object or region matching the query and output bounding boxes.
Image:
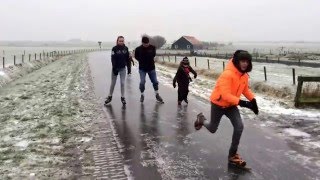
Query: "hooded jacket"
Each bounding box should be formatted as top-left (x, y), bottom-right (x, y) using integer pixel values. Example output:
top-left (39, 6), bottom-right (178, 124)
top-left (210, 59), bottom-right (255, 108)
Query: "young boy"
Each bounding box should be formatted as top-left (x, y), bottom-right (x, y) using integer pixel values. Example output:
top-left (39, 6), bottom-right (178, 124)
top-left (194, 50), bottom-right (259, 167)
top-left (173, 57), bottom-right (197, 105)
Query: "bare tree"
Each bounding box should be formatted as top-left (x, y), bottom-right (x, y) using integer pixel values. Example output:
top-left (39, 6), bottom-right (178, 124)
top-left (141, 34), bottom-right (166, 49)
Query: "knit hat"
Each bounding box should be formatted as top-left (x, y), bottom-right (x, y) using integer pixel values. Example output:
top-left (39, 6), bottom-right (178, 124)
top-left (232, 50), bottom-right (252, 73)
top-left (142, 36), bottom-right (149, 44)
top-left (181, 57), bottom-right (189, 65)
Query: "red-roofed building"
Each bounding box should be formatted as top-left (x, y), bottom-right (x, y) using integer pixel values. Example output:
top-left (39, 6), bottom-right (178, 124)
top-left (171, 36), bottom-right (203, 51)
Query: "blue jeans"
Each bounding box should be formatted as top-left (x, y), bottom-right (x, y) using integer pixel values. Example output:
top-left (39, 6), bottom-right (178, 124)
top-left (139, 69), bottom-right (159, 93)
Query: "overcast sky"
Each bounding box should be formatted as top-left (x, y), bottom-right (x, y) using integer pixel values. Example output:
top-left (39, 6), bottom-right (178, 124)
top-left (1, 0), bottom-right (319, 42)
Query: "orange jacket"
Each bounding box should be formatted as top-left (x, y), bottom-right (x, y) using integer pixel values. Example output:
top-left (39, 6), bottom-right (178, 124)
top-left (210, 59), bottom-right (255, 108)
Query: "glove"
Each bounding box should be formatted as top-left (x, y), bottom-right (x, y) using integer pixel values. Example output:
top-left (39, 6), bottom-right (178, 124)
top-left (173, 82), bottom-right (176, 88)
top-left (112, 68), bottom-right (118, 76)
top-left (238, 99), bottom-right (259, 115)
top-left (238, 100), bottom-right (252, 108)
top-left (250, 98), bottom-right (259, 115)
top-left (194, 74), bottom-right (197, 79)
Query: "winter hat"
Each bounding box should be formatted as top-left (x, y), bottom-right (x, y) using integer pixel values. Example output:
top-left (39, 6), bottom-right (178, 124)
top-left (142, 36), bottom-right (149, 44)
top-left (181, 57), bottom-right (190, 65)
top-left (232, 50), bottom-right (252, 73)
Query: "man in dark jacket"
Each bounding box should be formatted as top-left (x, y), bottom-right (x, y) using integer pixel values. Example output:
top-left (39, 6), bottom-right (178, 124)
top-left (135, 36), bottom-right (164, 103)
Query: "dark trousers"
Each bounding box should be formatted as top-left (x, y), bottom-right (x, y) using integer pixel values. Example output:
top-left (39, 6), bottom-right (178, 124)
top-left (178, 85), bottom-right (189, 101)
top-left (204, 103), bottom-right (244, 157)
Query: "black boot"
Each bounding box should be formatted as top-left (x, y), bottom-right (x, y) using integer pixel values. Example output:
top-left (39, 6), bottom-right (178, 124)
top-left (121, 97), bottom-right (126, 105)
top-left (156, 93), bottom-right (164, 103)
top-left (104, 96), bottom-right (112, 105)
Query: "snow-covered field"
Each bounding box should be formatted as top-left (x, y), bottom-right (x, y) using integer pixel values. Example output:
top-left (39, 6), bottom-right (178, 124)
top-left (0, 54), bottom-right (98, 178)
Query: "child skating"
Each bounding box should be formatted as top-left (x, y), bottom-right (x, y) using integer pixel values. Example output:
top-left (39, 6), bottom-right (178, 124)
top-left (173, 57), bottom-right (197, 105)
top-left (194, 50), bottom-right (259, 169)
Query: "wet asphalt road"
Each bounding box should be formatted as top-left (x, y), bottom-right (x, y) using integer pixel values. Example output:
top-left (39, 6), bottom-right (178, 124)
top-left (88, 51), bottom-right (319, 180)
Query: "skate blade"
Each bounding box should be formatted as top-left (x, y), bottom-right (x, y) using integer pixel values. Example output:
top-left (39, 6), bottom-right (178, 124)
top-left (228, 162), bottom-right (251, 171)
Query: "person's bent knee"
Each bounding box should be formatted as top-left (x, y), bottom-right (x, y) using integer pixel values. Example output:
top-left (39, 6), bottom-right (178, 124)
top-left (236, 123), bottom-right (244, 133)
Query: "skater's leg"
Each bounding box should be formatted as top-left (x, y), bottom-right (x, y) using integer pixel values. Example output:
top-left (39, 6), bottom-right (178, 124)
top-left (203, 103), bottom-right (224, 133)
top-left (139, 70), bottom-right (147, 93)
top-left (183, 86), bottom-right (189, 103)
top-left (177, 86), bottom-right (183, 104)
top-left (148, 70), bottom-right (159, 93)
top-left (225, 106), bottom-right (244, 157)
top-left (119, 68), bottom-right (126, 97)
top-left (108, 70), bottom-right (118, 96)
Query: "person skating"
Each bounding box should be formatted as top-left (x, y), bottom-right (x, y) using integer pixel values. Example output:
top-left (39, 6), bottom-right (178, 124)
top-left (134, 36), bottom-right (164, 103)
top-left (127, 51), bottom-right (135, 75)
top-left (173, 57), bottom-right (197, 105)
top-left (194, 50), bottom-right (259, 167)
top-left (104, 36), bottom-right (129, 105)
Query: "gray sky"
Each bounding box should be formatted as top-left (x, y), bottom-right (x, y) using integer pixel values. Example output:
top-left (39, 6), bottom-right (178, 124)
top-left (1, 0), bottom-right (320, 42)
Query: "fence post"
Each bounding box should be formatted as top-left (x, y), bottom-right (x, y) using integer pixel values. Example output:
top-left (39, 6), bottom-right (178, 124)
top-left (2, 57), bottom-right (4, 68)
top-left (14, 55), bottom-right (16, 65)
top-left (264, 66), bottom-right (267, 81)
top-left (35, 53), bottom-right (37, 60)
top-left (162, 56), bottom-right (164, 62)
top-left (40, 53), bottom-right (42, 60)
top-left (29, 54), bottom-right (31, 62)
top-left (175, 56), bottom-right (177, 63)
top-left (195, 57), bottom-right (197, 67)
top-left (294, 76), bottom-right (303, 107)
top-left (207, 59), bottom-right (210, 69)
top-left (223, 61), bottom-right (225, 71)
top-left (22, 54), bottom-right (24, 63)
top-left (168, 56), bottom-right (170, 62)
top-left (292, 68), bottom-right (296, 85)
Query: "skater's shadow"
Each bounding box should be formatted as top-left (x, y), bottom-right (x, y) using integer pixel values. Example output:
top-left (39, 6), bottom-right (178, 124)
top-left (105, 104), bottom-right (116, 119)
top-left (175, 105), bottom-right (190, 145)
top-left (139, 103), bottom-right (161, 145)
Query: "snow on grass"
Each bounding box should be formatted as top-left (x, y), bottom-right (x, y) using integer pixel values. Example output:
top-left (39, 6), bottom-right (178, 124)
top-left (283, 128), bottom-right (311, 138)
top-left (0, 70), bottom-right (6, 76)
top-left (0, 54), bottom-right (95, 178)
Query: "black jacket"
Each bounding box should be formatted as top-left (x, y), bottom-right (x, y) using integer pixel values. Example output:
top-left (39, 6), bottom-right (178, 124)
top-left (134, 45), bottom-right (156, 71)
top-left (173, 66), bottom-right (197, 88)
top-left (111, 45), bottom-right (129, 69)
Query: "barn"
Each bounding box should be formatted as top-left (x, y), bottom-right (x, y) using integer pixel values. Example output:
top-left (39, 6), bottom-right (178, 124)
top-left (171, 36), bottom-right (203, 50)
